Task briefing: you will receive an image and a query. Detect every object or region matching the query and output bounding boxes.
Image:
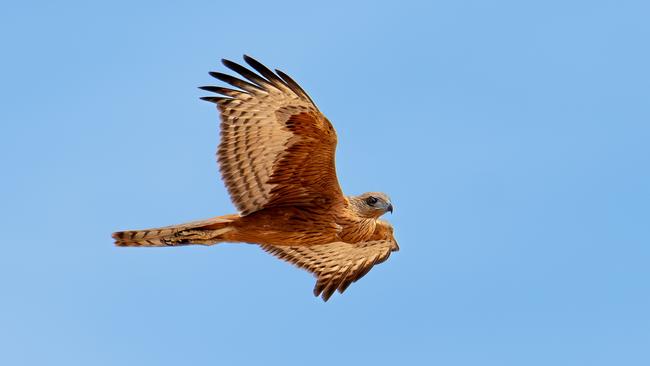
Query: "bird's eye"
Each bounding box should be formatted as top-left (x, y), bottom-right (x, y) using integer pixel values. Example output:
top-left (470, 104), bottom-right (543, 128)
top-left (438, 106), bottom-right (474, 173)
top-left (366, 196), bottom-right (378, 205)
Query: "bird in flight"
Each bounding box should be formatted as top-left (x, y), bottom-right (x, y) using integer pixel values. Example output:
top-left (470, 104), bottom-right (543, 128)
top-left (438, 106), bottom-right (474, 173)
top-left (112, 55), bottom-right (398, 301)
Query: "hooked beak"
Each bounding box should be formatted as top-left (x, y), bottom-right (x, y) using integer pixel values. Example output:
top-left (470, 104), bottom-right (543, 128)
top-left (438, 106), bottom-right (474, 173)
top-left (386, 203), bottom-right (393, 214)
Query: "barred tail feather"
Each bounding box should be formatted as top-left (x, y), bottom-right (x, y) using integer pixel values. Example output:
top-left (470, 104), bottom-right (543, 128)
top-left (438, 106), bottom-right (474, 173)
top-left (112, 215), bottom-right (237, 247)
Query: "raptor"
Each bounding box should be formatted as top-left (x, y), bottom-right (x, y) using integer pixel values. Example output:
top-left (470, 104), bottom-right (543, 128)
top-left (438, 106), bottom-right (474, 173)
top-left (113, 55), bottom-right (398, 301)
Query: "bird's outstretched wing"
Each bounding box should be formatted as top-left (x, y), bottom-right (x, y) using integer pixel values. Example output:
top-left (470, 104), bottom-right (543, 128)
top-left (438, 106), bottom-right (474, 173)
top-left (201, 55), bottom-right (343, 216)
top-left (261, 238), bottom-right (399, 301)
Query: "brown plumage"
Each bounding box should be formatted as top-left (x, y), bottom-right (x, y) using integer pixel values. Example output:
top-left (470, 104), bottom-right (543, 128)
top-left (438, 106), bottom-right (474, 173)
top-left (112, 55), bottom-right (398, 301)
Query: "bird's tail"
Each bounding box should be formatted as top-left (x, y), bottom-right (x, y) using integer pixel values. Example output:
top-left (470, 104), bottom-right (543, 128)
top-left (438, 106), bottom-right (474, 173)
top-left (112, 215), bottom-right (238, 247)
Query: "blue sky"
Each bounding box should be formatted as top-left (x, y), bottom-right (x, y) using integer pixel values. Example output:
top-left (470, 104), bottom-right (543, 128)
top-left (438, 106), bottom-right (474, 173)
top-left (1, 0), bottom-right (649, 365)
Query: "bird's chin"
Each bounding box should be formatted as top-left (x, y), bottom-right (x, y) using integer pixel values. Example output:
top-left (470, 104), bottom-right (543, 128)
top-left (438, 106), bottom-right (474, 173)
top-left (375, 210), bottom-right (389, 219)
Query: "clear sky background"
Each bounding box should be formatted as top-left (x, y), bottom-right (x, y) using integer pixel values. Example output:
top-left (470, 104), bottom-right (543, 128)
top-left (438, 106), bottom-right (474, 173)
top-left (1, 1), bottom-right (649, 365)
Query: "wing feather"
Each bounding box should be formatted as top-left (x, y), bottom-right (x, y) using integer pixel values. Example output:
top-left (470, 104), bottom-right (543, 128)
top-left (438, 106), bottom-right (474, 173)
top-left (222, 59), bottom-right (275, 89)
top-left (208, 71), bottom-right (264, 93)
top-left (260, 238), bottom-right (399, 301)
top-left (243, 54), bottom-right (290, 90)
top-left (202, 55), bottom-right (344, 215)
top-left (275, 69), bottom-right (316, 105)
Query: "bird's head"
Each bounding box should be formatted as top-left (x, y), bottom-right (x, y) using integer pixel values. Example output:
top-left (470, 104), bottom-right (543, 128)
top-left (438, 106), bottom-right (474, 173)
top-left (349, 192), bottom-right (393, 219)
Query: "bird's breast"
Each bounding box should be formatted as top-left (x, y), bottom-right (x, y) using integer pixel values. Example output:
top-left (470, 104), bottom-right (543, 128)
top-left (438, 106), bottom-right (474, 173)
top-left (336, 216), bottom-right (377, 243)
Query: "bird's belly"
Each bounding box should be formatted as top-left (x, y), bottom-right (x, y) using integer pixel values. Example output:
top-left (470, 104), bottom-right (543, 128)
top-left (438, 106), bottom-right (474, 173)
top-left (228, 207), bottom-right (341, 246)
